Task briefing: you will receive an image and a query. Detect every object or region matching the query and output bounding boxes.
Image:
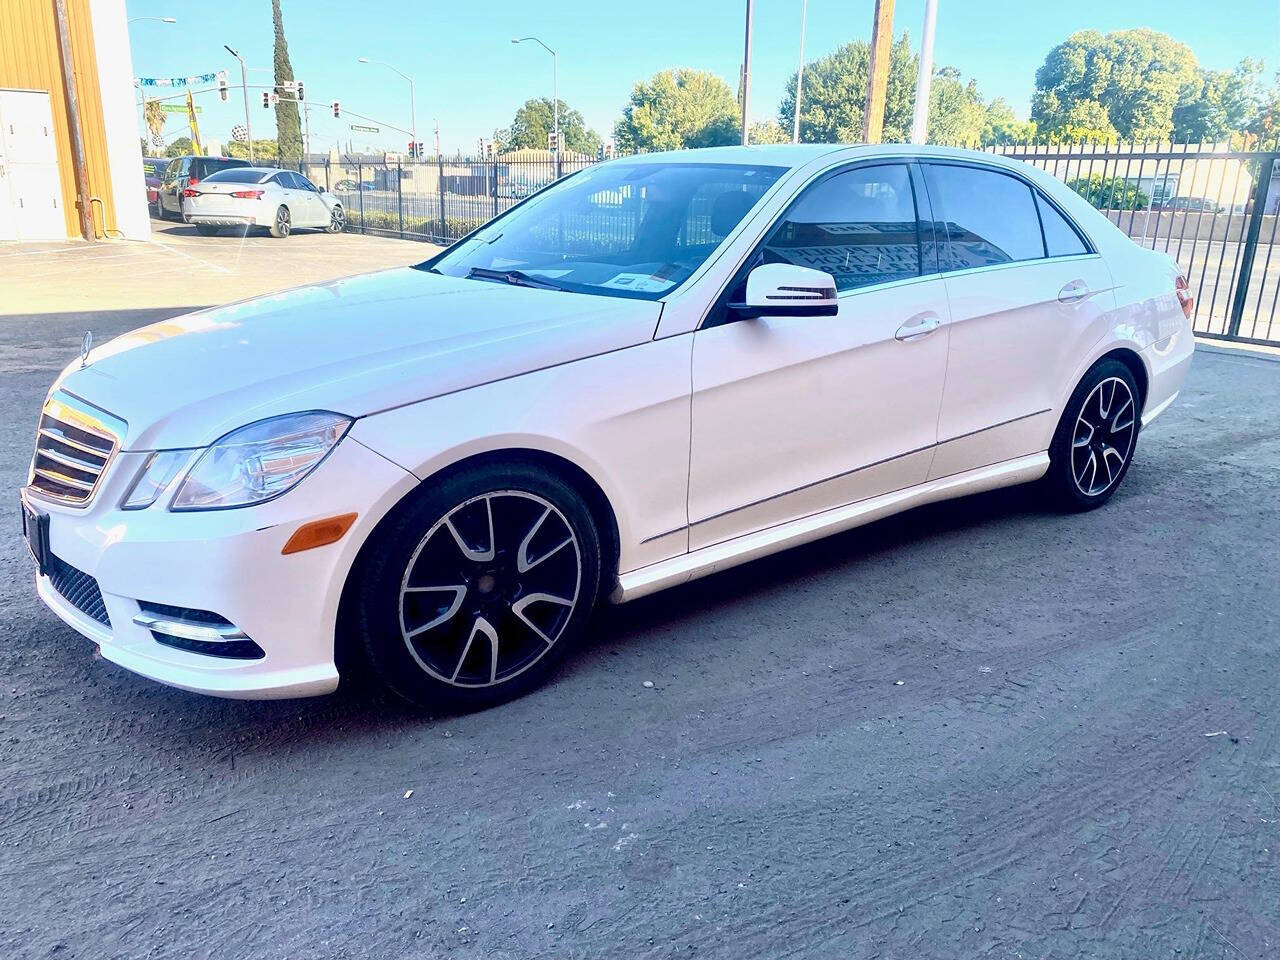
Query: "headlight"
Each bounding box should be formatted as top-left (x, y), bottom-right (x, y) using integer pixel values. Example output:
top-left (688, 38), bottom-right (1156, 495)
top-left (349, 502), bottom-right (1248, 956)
top-left (121, 450), bottom-right (195, 510)
top-left (169, 411), bottom-right (352, 511)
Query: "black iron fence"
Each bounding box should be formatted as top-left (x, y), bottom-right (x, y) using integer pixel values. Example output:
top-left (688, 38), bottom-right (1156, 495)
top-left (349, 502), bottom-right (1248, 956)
top-left (308, 140), bottom-right (1280, 345)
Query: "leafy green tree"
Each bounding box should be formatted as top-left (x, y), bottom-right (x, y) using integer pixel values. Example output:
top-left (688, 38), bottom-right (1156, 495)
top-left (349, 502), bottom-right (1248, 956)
top-left (165, 136), bottom-right (193, 157)
top-left (272, 0), bottom-right (302, 166)
top-left (981, 98), bottom-right (1036, 144)
top-left (227, 138), bottom-right (280, 162)
top-left (1173, 60), bottom-right (1263, 142)
top-left (1032, 29), bottom-right (1199, 141)
top-left (1053, 100), bottom-right (1120, 143)
top-left (1067, 173), bottom-right (1148, 210)
top-left (614, 69), bottom-right (739, 151)
top-left (779, 34), bottom-right (916, 143)
top-left (748, 120), bottom-right (790, 144)
top-left (926, 67), bottom-right (987, 144)
top-left (1247, 74), bottom-right (1280, 146)
top-left (496, 98), bottom-right (601, 155)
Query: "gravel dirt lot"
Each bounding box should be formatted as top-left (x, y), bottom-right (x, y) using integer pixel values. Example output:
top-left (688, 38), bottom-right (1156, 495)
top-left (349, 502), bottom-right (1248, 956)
top-left (0, 288), bottom-right (1276, 958)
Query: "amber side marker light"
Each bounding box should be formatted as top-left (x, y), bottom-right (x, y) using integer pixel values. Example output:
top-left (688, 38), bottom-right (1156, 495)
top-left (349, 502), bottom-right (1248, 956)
top-left (281, 513), bottom-right (358, 555)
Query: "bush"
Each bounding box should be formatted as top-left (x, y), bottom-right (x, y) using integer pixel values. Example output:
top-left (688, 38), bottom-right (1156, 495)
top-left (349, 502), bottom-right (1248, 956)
top-left (1067, 173), bottom-right (1149, 211)
top-left (344, 208), bottom-right (486, 243)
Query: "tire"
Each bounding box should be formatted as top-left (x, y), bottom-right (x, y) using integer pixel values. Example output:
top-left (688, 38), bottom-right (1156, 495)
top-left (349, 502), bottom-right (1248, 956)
top-left (1044, 358), bottom-right (1141, 511)
top-left (270, 205), bottom-right (291, 238)
top-left (351, 461), bottom-right (603, 709)
top-left (326, 204), bottom-right (345, 234)
top-left (195, 224), bottom-right (221, 237)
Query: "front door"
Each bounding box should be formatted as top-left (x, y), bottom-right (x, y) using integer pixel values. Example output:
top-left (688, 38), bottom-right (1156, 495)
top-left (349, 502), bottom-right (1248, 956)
top-left (688, 162), bottom-right (950, 550)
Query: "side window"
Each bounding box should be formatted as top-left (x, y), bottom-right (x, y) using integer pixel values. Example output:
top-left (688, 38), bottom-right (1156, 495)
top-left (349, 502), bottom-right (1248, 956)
top-left (164, 160), bottom-right (180, 179)
top-left (296, 174), bottom-right (319, 192)
top-left (924, 164), bottom-right (1045, 270)
top-left (1036, 192), bottom-right (1088, 257)
top-left (761, 163), bottom-right (920, 292)
top-left (270, 173), bottom-right (289, 187)
top-left (178, 158), bottom-right (192, 178)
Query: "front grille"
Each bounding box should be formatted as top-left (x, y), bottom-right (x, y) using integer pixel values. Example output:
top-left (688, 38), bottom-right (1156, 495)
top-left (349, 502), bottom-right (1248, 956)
top-left (28, 393), bottom-right (124, 506)
top-left (46, 553), bottom-right (111, 627)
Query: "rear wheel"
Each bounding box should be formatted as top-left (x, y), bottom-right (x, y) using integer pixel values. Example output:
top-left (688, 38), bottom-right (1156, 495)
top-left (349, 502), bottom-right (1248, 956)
top-left (195, 224), bottom-right (221, 237)
top-left (351, 462), bottom-right (602, 709)
top-left (326, 204), bottom-right (345, 234)
top-left (1044, 358), bottom-right (1141, 511)
top-left (270, 205), bottom-right (291, 238)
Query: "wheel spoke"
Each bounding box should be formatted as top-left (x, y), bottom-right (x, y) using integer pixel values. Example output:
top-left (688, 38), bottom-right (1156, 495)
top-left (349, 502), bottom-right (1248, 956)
top-left (511, 593), bottom-right (574, 645)
top-left (452, 616), bottom-right (499, 683)
top-left (404, 585), bottom-right (468, 637)
top-left (443, 496), bottom-right (495, 562)
top-left (517, 505), bottom-right (573, 573)
top-left (1073, 418), bottom-right (1095, 448)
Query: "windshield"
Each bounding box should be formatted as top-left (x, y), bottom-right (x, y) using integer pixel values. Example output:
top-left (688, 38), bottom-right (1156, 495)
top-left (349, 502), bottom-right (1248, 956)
top-left (202, 168), bottom-right (270, 184)
top-left (426, 161), bottom-right (786, 300)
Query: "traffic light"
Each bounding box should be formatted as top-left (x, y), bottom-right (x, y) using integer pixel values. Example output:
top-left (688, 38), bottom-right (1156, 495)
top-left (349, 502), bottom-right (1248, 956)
top-left (407, 140), bottom-right (415, 159)
top-left (262, 91), bottom-right (270, 109)
top-left (547, 130), bottom-right (558, 152)
top-left (218, 72), bottom-right (228, 102)
top-left (331, 101), bottom-right (340, 118)
top-left (295, 81), bottom-right (305, 102)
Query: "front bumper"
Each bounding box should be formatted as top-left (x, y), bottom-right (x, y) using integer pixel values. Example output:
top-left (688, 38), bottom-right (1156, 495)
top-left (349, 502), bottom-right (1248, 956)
top-left (22, 436), bottom-right (417, 699)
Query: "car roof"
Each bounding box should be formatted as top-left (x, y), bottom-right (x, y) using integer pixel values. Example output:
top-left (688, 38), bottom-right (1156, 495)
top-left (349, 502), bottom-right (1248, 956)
top-left (614, 143), bottom-right (1031, 172)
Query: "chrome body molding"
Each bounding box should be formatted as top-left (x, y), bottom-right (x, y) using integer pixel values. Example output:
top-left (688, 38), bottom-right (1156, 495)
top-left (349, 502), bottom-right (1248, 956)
top-left (611, 453), bottom-right (1051, 603)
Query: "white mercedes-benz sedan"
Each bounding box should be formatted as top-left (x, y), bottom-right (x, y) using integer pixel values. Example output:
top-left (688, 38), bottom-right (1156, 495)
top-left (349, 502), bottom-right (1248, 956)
top-left (182, 166), bottom-right (345, 237)
top-left (21, 145), bottom-right (1193, 708)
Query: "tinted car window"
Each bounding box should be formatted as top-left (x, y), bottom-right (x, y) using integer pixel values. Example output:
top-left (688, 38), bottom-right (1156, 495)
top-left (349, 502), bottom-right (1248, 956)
top-left (296, 174), bottom-right (319, 192)
top-left (1036, 192), bottom-right (1088, 257)
top-left (203, 168), bottom-right (270, 184)
top-left (924, 164), bottom-right (1044, 270)
top-left (762, 163), bottom-right (920, 292)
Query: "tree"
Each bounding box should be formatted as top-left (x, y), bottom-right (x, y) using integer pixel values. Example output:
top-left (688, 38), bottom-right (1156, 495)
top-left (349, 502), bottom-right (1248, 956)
top-left (227, 138), bottom-right (279, 162)
top-left (1067, 173), bottom-right (1148, 210)
top-left (748, 120), bottom-right (790, 144)
top-left (497, 98), bottom-right (601, 155)
top-left (1032, 29), bottom-right (1200, 141)
top-left (779, 34), bottom-right (915, 143)
top-left (926, 67), bottom-right (987, 144)
top-left (1173, 60), bottom-right (1263, 142)
top-left (272, 0), bottom-right (302, 166)
top-left (982, 98), bottom-right (1036, 144)
top-left (143, 98), bottom-right (166, 148)
top-left (165, 136), bottom-right (193, 157)
top-left (1248, 74), bottom-right (1280, 146)
top-left (614, 69), bottom-right (739, 152)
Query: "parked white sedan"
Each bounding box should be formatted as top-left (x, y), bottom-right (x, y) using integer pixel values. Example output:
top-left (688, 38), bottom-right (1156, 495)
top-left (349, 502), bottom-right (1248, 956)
top-left (182, 166), bottom-right (345, 237)
top-left (21, 145), bottom-right (1193, 708)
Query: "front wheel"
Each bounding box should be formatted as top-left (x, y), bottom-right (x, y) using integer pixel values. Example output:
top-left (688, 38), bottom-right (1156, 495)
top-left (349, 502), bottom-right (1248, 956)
top-left (351, 462), bottom-right (603, 709)
top-left (270, 205), bottom-right (291, 238)
top-left (1044, 359), bottom-right (1141, 511)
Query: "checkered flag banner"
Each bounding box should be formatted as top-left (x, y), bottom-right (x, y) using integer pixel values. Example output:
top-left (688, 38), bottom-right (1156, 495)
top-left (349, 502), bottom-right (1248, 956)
top-left (231, 124), bottom-right (248, 143)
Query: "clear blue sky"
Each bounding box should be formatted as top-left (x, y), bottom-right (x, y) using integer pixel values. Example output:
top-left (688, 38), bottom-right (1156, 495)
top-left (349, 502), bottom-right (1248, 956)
top-left (126, 0), bottom-right (1279, 154)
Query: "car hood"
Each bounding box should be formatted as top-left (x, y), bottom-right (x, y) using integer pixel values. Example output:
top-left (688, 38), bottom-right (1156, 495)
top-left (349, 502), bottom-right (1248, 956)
top-left (53, 268), bottom-right (663, 449)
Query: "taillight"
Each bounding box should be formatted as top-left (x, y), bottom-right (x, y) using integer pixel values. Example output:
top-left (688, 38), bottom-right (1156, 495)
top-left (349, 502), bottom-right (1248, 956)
top-left (182, 188), bottom-right (199, 198)
top-left (1175, 274), bottom-right (1194, 320)
top-left (230, 190), bottom-right (265, 199)
top-left (187, 177), bottom-right (199, 186)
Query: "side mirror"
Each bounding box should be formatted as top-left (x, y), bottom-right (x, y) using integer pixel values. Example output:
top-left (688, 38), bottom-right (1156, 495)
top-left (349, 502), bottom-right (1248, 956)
top-left (728, 262), bottom-right (839, 320)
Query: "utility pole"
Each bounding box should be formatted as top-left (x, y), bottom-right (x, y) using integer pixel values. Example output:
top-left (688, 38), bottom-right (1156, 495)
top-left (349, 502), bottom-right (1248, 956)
top-left (53, 0), bottom-right (94, 240)
top-left (792, 0), bottom-right (808, 143)
top-left (303, 98), bottom-right (311, 161)
top-left (224, 46), bottom-right (254, 163)
top-left (740, 0), bottom-right (754, 145)
top-left (862, 0), bottom-right (896, 144)
top-left (911, 0), bottom-right (938, 144)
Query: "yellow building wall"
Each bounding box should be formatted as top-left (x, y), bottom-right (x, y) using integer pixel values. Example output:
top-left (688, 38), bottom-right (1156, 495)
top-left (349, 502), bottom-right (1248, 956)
top-left (0, 0), bottom-right (117, 238)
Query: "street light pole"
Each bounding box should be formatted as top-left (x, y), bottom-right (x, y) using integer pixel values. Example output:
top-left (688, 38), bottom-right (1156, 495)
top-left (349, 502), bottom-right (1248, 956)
top-left (793, 0), bottom-right (807, 143)
top-left (224, 45), bottom-right (253, 164)
top-left (910, 0), bottom-right (938, 144)
top-left (741, 0), bottom-right (754, 145)
top-left (512, 37), bottom-right (558, 173)
top-left (357, 58), bottom-right (417, 158)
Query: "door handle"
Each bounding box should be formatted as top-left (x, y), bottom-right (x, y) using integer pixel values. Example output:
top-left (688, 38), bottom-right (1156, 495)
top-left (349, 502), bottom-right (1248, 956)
top-left (895, 316), bottom-right (942, 342)
top-left (1058, 279), bottom-right (1090, 303)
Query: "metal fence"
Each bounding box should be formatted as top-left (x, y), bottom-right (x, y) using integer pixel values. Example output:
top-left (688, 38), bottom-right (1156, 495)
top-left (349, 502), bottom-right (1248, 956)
top-left (308, 140), bottom-right (1280, 345)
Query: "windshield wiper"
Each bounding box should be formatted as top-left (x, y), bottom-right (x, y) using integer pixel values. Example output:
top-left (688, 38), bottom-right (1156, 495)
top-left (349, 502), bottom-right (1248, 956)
top-left (466, 266), bottom-right (566, 291)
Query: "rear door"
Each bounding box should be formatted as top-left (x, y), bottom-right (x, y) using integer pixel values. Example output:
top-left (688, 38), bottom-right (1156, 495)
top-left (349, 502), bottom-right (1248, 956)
top-left (922, 162), bottom-right (1115, 479)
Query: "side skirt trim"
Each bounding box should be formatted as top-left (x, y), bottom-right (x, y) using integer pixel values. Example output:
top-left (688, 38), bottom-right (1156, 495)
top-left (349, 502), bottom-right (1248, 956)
top-left (611, 452), bottom-right (1050, 603)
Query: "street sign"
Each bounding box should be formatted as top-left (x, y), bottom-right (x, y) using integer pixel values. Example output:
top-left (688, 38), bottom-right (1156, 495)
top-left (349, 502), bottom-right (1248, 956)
top-left (350, 124), bottom-right (379, 133)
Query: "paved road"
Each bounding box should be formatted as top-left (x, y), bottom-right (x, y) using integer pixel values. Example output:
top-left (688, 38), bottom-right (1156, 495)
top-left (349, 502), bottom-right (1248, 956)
top-left (0, 308), bottom-right (1276, 958)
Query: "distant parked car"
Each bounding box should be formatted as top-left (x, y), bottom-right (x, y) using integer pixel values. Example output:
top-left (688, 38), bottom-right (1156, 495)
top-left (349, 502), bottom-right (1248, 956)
top-left (333, 179), bottom-right (376, 193)
top-left (157, 155), bottom-right (250, 220)
top-left (183, 166), bottom-right (345, 237)
top-left (1157, 196), bottom-right (1221, 213)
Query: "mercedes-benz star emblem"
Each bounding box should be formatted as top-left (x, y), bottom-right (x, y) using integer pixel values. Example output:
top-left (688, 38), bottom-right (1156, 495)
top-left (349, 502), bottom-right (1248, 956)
top-left (80, 330), bottom-right (93, 368)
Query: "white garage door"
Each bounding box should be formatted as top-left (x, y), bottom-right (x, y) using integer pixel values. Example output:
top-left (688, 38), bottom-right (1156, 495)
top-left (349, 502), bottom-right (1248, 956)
top-left (0, 89), bottom-right (64, 241)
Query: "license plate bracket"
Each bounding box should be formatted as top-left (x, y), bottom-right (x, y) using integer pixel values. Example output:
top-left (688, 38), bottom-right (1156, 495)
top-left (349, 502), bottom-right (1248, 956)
top-left (21, 501), bottom-right (50, 577)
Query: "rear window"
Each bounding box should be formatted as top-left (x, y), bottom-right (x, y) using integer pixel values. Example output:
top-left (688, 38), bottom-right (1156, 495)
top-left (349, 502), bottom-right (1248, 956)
top-left (202, 168), bottom-right (269, 184)
top-left (1036, 193), bottom-right (1089, 257)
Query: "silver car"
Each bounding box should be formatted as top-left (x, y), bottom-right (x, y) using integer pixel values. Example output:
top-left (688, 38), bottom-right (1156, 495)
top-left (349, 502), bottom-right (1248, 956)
top-left (182, 166), bottom-right (345, 238)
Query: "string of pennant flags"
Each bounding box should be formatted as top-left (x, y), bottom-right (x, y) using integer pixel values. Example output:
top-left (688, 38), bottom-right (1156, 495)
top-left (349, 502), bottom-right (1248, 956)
top-left (134, 73), bottom-right (221, 88)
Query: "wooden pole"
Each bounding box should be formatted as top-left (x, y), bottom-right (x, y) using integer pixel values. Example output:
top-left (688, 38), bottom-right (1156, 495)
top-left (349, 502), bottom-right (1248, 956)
top-left (862, 0), bottom-right (896, 144)
top-left (53, 0), bottom-right (95, 240)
